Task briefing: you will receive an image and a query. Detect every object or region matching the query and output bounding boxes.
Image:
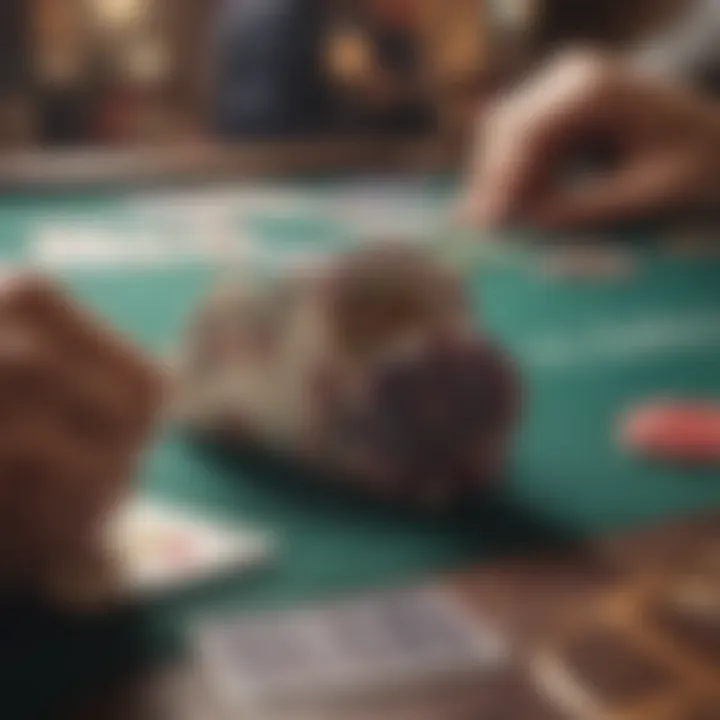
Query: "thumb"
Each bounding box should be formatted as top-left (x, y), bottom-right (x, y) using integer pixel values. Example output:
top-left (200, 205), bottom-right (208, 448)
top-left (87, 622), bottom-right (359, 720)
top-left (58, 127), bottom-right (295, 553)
top-left (528, 154), bottom-right (699, 230)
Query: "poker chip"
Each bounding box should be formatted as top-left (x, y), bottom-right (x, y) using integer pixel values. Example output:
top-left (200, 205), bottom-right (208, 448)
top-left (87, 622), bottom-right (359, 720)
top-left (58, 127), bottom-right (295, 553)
top-left (326, 243), bottom-right (467, 361)
top-left (345, 339), bottom-right (520, 507)
top-left (620, 402), bottom-right (720, 465)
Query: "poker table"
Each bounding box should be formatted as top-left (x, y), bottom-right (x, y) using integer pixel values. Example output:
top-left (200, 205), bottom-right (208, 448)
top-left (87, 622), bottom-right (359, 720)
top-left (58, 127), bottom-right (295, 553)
top-left (1, 148), bottom-right (719, 716)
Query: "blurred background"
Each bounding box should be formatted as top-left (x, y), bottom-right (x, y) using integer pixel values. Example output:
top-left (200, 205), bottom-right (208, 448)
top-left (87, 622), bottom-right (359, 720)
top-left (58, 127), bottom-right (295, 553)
top-left (0, 0), bottom-right (689, 151)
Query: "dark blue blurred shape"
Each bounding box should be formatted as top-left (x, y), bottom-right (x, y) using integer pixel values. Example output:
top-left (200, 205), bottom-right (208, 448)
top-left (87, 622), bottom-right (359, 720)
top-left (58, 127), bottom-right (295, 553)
top-left (0, 0), bottom-right (30, 93)
top-left (212, 0), bottom-right (333, 137)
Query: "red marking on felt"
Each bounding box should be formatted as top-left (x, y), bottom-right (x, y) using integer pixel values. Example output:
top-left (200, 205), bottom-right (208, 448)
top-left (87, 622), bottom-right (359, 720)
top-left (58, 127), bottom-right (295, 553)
top-left (621, 402), bottom-right (720, 464)
top-left (163, 532), bottom-right (201, 567)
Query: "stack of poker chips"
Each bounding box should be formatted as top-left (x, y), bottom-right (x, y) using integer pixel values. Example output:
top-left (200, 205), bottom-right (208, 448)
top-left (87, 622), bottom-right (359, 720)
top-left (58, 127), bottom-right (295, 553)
top-left (173, 242), bottom-right (520, 509)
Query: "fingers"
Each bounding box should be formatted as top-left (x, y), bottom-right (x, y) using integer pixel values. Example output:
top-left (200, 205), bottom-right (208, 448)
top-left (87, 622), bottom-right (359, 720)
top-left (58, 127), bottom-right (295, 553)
top-left (459, 106), bottom-right (554, 228)
top-left (459, 50), bottom-right (627, 228)
top-left (528, 153), bottom-right (703, 230)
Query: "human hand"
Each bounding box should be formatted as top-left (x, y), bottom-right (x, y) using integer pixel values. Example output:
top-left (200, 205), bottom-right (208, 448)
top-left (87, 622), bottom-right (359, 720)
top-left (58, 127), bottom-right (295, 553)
top-left (460, 50), bottom-right (720, 231)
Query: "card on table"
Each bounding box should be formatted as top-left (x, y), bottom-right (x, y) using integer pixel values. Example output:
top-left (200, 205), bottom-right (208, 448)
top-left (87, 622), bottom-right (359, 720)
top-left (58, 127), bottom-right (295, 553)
top-left (194, 586), bottom-right (510, 718)
top-left (106, 499), bottom-right (276, 598)
top-left (77, 512), bottom-right (719, 720)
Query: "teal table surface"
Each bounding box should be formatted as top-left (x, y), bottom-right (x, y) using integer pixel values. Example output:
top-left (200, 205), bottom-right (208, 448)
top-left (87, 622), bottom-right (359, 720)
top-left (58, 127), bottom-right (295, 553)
top-left (0, 177), bottom-right (719, 713)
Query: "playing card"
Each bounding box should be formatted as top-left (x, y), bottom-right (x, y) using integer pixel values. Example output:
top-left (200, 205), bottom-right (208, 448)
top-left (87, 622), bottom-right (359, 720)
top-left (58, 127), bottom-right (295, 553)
top-left (194, 587), bottom-right (510, 718)
top-left (106, 499), bottom-right (275, 598)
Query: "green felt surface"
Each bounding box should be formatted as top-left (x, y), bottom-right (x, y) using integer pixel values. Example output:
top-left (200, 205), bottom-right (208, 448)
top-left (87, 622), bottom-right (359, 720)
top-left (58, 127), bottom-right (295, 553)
top-left (1, 177), bottom-right (719, 712)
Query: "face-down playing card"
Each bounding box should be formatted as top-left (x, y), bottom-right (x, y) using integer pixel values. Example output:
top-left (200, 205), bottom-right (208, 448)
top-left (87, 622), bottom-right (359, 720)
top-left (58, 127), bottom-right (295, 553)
top-left (183, 513), bottom-right (720, 720)
top-left (194, 586), bottom-right (510, 718)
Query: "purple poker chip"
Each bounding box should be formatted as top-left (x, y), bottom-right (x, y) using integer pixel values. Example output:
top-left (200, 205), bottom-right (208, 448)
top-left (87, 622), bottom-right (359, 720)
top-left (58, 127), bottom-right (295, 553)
top-left (343, 338), bottom-right (520, 507)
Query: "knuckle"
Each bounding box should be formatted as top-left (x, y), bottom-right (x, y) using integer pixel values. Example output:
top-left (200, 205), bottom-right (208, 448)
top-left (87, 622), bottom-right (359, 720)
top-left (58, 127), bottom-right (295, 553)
top-left (551, 47), bottom-right (616, 95)
top-left (478, 105), bottom-right (508, 140)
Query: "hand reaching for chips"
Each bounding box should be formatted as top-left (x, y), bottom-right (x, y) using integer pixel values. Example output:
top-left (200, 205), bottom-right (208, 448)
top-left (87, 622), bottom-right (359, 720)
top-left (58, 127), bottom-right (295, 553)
top-left (460, 50), bottom-right (720, 231)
